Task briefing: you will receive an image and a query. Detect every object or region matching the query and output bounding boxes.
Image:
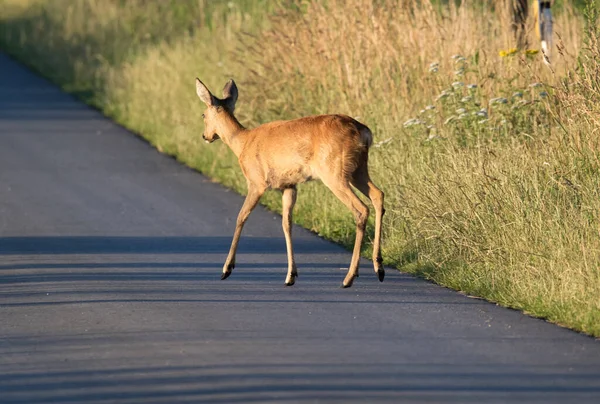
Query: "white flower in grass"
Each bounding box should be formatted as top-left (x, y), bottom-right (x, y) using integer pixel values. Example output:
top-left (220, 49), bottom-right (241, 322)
top-left (425, 105), bottom-right (436, 110)
top-left (512, 91), bottom-right (524, 98)
top-left (458, 113), bottom-right (469, 119)
top-left (444, 116), bottom-right (457, 125)
top-left (467, 84), bottom-right (478, 90)
top-left (451, 54), bottom-right (463, 60)
top-left (461, 96), bottom-right (473, 103)
top-left (435, 91), bottom-right (450, 101)
top-left (425, 133), bottom-right (441, 142)
top-left (512, 100), bottom-right (528, 109)
top-left (373, 137), bottom-right (393, 148)
top-left (529, 82), bottom-right (543, 88)
top-left (476, 109), bottom-right (488, 118)
top-left (454, 69), bottom-right (465, 76)
top-left (403, 118), bottom-right (425, 128)
top-left (452, 81), bottom-right (464, 88)
top-left (478, 119), bottom-right (489, 124)
top-left (490, 97), bottom-right (508, 104)
top-left (456, 108), bottom-right (467, 114)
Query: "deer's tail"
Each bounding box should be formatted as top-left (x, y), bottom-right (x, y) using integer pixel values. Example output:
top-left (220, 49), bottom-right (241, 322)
top-left (357, 123), bottom-right (373, 149)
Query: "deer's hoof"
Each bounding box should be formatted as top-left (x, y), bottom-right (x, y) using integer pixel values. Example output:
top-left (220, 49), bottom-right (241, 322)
top-left (221, 263), bottom-right (235, 280)
top-left (285, 273), bottom-right (297, 286)
top-left (377, 268), bottom-right (385, 282)
top-left (341, 277), bottom-right (356, 288)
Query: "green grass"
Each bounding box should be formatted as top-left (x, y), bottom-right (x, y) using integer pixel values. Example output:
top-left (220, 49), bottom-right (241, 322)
top-left (1, 0), bottom-right (598, 336)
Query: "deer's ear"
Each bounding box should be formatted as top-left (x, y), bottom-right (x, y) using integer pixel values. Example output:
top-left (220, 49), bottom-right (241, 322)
top-left (196, 78), bottom-right (214, 106)
top-left (222, 79), bottom-right (238, 106)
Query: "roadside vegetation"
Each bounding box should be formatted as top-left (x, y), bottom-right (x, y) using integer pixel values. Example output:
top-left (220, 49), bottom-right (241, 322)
top-left (1, 0), bottom-right (598, 336)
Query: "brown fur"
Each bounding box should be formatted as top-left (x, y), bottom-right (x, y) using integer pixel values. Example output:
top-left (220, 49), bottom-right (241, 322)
top-left (196, 78), bottom-right (385, 287)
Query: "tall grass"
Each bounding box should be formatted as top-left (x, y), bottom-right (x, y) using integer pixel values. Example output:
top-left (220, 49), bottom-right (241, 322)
top-left (1, 0), bottom-right (598, 335)
top-left (243, 0), bottom-right (599, 334)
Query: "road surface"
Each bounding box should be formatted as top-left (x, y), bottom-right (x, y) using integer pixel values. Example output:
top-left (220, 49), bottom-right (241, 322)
top-left (1, 52), bottom-right (599, 403)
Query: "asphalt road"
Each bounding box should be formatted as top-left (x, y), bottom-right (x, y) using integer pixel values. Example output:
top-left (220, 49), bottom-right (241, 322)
top-left (1, 52), bottom-right (599, 404)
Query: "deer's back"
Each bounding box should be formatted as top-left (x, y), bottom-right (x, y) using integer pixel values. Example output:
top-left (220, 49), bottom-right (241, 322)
top-left (239, 115), bottom-right (371, 189)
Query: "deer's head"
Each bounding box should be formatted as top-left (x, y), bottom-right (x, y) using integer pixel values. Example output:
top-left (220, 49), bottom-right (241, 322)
top-left (195, 78), bottom-right (238, 143)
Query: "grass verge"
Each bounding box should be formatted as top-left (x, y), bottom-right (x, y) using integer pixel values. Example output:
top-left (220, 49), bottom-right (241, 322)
top-left (1, 0), bottom-right (598, 336)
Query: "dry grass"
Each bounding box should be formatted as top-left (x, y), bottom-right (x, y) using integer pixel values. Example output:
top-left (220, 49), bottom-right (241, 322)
top-left (243, 0), bottom-right (599, 334)
top-left (1, 0), bottom-right (598, 335)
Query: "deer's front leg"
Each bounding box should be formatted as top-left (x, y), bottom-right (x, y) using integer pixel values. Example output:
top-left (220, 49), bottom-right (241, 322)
top-left (282, 187), bottom-right (298, 286)
top-left (222, 184), bottom-right (265, 280)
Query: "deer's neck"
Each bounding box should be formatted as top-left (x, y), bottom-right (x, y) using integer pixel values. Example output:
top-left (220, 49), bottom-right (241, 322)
top-left (219, 112), bottom-right (247, 158)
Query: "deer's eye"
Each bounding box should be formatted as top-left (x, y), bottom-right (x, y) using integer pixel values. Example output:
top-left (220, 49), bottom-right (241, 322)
top-left (201, 113), bottom-right (205, 119)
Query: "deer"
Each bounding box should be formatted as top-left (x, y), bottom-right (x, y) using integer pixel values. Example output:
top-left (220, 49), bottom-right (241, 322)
top-left (195, 78), bottom-right (385, 288)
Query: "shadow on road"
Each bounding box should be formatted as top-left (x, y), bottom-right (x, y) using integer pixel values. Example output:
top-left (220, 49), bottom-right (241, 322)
top-left (0, 236), bottom-right (341, 255)
top-left (1, 358), bottom-right (600, 403)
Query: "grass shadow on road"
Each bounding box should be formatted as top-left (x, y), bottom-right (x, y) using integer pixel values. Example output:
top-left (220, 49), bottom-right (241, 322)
top-left (1, 360), bottom-right (600, 403)
top-left (0, 236), bottom-right (341, 255)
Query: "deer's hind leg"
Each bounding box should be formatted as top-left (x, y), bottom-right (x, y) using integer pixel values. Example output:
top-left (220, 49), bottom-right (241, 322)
top-left (282, 187), bottom-right (298, 286)
top-left (351, 163), bottom-right (385, 282)
top-left (323, 179), bottom-right (369, 288)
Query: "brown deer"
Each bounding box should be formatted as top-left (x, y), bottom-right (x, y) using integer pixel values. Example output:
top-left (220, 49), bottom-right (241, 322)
top-left (195, 78), bottom-right (385, 288)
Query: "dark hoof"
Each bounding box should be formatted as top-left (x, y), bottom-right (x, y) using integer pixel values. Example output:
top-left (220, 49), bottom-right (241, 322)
top-left (341, 281), bottom-right (353, 289)
top-left (377, 269), bottom-right (385, 282)
top-left (221, 271), bottom-right (231, 280)
top-left (285, 273), bottom-right (297, 286)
